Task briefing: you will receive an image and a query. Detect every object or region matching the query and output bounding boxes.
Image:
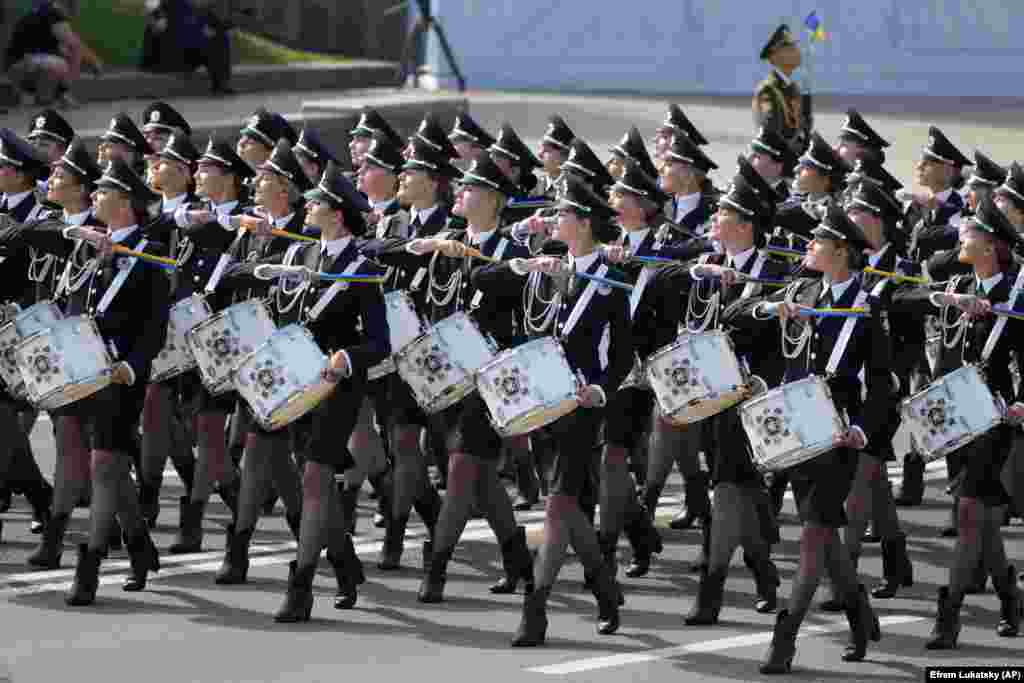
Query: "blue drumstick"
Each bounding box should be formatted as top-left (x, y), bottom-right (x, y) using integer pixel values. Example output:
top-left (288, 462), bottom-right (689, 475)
top-left (573, 271), bottom-right (635, 292)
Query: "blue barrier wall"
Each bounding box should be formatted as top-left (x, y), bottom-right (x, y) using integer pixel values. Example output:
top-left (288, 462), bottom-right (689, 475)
top-left (425, 0), bottom-right (1024, 96)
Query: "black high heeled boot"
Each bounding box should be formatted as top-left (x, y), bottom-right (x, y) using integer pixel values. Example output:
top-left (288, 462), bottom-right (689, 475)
top-left (511, 586), bottom-right (551, 647)
top-left (670, 471), bottom-right (710, 530)
top-left (624, 506), bottom-right (663, 578)
top-left (215, 477), bottom-right (240, 519)
top-left (590, 564), bottom-right (622, 635)
top-left (745, 552), bottom-right (780, 613)
top-left (215, 524), bottom-right (255, 584)
top-left (339, 485), bottom-right (360, 536)
top-left (842, 584), bottom-right (881, 662)
top-left (684, 568), bottom-right (727, 626)
top-left (894, 452), bottom-right (924, 506)
top-left (760, 609), bottom-right (800, 674)
top-left (418, 545), bottom-right (454, 603)
top-left (378, 514), bottom-right (408, 570)
top-left (138, 480), bottom-right (161, 529)
top-left (994, 565), bottom-right (1022, 637)
top-left (490, 526), bottom-right (535, 594)
top-left (925, 587), bottom-right (961, 650)
top-left (168, 496), bottom-right (204, 554)
top-left (871, 534), bottom-right (913, 599)
top-left (27, 512), bottom-right (70, 569)
top-left (274, 561), bottom-right (316, 623)
top-left (65, 544), bottom-right (102, 606)
top-left (326, 534), bottom-right (363, 609)
top-left (123, 525), bottom-right (160, 591)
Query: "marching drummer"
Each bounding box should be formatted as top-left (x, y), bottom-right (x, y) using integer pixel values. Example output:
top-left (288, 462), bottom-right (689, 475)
top-left (222, 161), bottom-right (389, 621)
top-left (348, 108), bottom-right (403, 176)
top-left (477, 175), bottom-right (634, 645)
top-left (135, 133), bottom-right (203, 539)
top-left (606, 125), bottom-right (659, 184)
top-left (96, 113), bottom-right (153, 176)
top-left (26, 108), bottom-right (74, 195)
top-left (662, 160), bottom-right (792, 624)
top-left (236, 109), bottom-right (298, 174)
top-left (204, 139), bottom-right (314, 586)
top-left (727, 200), bottom-right (894, 673)
top-left (448, 111), bottom-right (496, 170)
top-left (392, 153), bottom-right (535, 604)
top-left (293, 126), bottom-right (339, 187)
top-left (889, 198), bottom-right (1023, 650)
top-left (0, 129), bottom-right (55, 547)
top-left (18, 138), bottom-right (105, 569)
top-left (59, 158), bottom-right (171, 606)
top-left (653, 104), bottom-right (709, 163)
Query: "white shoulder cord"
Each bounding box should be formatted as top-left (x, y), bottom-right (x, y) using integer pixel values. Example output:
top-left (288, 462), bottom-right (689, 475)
top-left (780, 280), bottom-right (812, 371)
top-left (522, 270), bottom-right (561, 334)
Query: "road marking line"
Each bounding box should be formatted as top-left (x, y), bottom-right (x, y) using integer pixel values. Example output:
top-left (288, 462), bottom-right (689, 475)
top-left (525, 615), bottom-right (925, 675)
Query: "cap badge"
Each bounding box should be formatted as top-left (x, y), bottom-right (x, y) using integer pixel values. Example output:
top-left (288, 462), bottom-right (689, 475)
top-left (150, 110), bottom-right (161, 123)
top-left (35, 116), bottom-right (46, 130)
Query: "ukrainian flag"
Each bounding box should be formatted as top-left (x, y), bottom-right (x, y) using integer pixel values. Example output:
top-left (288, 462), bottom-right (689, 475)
top-left (804, 11), bottom-right (827, 42)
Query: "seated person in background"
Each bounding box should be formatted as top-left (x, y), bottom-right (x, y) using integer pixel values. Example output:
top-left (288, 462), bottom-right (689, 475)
top-left (141, 0), bottom-right (234, 95)
top-left (5, 0), bottom-right (103, 109)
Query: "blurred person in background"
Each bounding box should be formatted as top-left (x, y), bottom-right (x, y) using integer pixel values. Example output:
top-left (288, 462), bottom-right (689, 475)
top-left (141, 0), bottom-right (234, 94)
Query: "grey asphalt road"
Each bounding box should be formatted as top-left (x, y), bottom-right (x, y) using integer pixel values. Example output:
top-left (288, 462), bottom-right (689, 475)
top-left (1, 88), bottom-right (1024, 683)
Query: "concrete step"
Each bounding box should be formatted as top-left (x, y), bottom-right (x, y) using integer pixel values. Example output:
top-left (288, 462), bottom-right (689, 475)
top-left (1, 60), bottom-right (399, 106)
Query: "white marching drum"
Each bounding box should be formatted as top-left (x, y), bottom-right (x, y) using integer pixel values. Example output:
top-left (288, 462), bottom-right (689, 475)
top-left (477, 336), bottom-right (579, 437)
top-left (901, 365), bottom-right (1004, 463)
top-left (0, 301), bottom-right (63, 399)
top-left (234, 324), bottom-right (335, 431)
top-left (395, 312), bottom-right (497, 414)
top-left (367, 291), bottom-right (427, 382)
top-left (16, 316), bottom-right (113, 410)
top-left (150, 295), bottom-right (213, 382)
top-left (645, 330), bottom-right (753, 425)
top-left (740, 375), bottom-right (846, 472)
top-left (186, 299), bottom-right (277, 395)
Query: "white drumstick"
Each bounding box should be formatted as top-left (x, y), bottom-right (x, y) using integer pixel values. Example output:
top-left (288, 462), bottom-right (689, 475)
top-left (254, 264), bottom-right (311, 281)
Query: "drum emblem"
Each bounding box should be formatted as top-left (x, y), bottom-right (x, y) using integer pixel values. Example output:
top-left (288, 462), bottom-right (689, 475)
top-left (752, 406), bottom-right (790, 445)
top-left (413, 344), bottom-right (452, 383)
top-left (495, 366), bottom-right (529, 405)
top-left (207, 329), bottom-right (242, 365)
top-left (26, 346), bottom-right (60, 383)
top-left (247, 359), bottom-right (285, 400)
top-left (665, 358), bottom-right (699, 395)
top-left (921, 397), bottom-right (955, 435)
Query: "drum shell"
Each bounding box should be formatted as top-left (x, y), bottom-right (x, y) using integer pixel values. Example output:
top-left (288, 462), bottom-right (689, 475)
top-left (739, 375), bottom-right (846, 472)
top-left (0, 301), bottom-right (63, 398)
top-left (234, 323), bottom-right (335, 432)
top-left (150, 295), bottom-right (213, 383)
top-left (900, 364), bottom-right (1004, 464)
top-left (645, 330), bottom-right (751, 425)
top-left (476, 336), bottom-right (579, 437)
top-left (394, 312), bottom-right (497, 415)
top-left (186, 299), bottom-right (277, 396)
top-left (15, 315), bottom-right (113, 410)
top-left (367, 290), bottom-right (428, 382)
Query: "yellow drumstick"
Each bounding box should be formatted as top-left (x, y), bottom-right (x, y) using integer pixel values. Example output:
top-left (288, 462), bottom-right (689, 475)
top-left (111, 244), bottom-right (178, 268)
top-left (269, 228), bottom-right (319, 244)
top-left (863, 267), bottom-right (929, 285)
top-left (462, 245), bottom-right (500, 263)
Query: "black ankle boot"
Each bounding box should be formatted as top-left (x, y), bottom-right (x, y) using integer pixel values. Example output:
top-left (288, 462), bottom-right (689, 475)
top-left (624, 506), bottom-right (663, 578)
top-left (745, 552), bottom-right (780, 613)
top-left (106, 517), bottom-right (123, 553)
top-left (670, 472), bottom-right (710, 530)
top-left (340, 485), bottom-right (359, 536)
top-left (418, 545), bottom-right (454, 603)
top-left (842, 585), bottom-right (881, 662)
top-left (511, 586), bottom-right (551, 647)
top-left (414, 486), bottom-right (442, 537)
top-left (871, 534), bottom-right (913, 599)
top-left (760, 609), bottom-right (800, 674)
top-left (123, 525), bottom-right (160, 591)
top-left (684, 568), bottom-right (727, 626)
top-left (27, 512), bottom-right (70, 569)
top-left (215, 477), bottom-right (240, 519)
top-left (274, 561), bottom-right (316, 623)
top-left (925, 587), bottom-right (961, 650)
top-left (138, 480), bottom-right (161, 529)
top-left (285, 510), bottom-right (301, 541)
top-left (641, 484), bottom-right (662, 523)
top-left (590, 564), bottom-right (622, 635)
top-left (512, 459), bottom-right (540, 511)
top-left (215, 525), bottom-right (254, 584)
top-left (65, 544), bottom-right (102, 606)
top-left (894, 452), bottom-right (924, 506)
top-left (168, 497), bottom-right (204, 554)
top-left (378, 514), bottom-right (408, 570)
top-left (26, 481), bottom-right (52, 534)
top-left (490, 526), bottom-right (535, 594)
top-left (326, 534), bottom-right (362, 609)
top-left (994, 565), bottom-right (1022, 637)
